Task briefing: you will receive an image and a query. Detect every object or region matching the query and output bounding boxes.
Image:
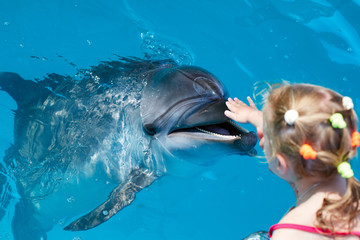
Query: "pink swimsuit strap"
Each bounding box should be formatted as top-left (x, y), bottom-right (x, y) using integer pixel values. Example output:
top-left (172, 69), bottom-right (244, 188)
top-left (269, 223), bottom-right (360, 238)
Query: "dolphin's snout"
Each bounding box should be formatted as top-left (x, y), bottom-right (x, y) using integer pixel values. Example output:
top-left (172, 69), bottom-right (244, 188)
top-left (236, 131), bottom-right (257, 152)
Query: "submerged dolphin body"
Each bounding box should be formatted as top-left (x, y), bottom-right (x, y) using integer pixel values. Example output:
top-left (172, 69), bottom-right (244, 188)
top-left (0, 58), bottom-right (257, 238)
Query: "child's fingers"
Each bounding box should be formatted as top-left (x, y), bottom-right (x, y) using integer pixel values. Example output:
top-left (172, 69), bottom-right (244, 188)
top-left (234, 98), bottom-right (246, 106)
top-left (224, 110), bottom-right (236, 120)
top-left (247, 96), bottom-right (257, 109)
top-left (227, 99), bottom-right (241, 109)
top-left (225, 100), bottom-right (232, 108)
top-left (234, 97), bottom-right (241, 103)
top-left (225, 101), bottom-right (239, 112)
top-left (227, 97), bottom-right (235, 103)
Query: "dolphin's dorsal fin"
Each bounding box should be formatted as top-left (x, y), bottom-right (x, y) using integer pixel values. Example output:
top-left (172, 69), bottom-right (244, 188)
top-left (64, 168), bottom-right (157, 231)
top-left (0, 72), bottom-right (52, 107)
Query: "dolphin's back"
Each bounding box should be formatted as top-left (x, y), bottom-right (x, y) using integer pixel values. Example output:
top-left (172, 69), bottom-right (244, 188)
top-left (0, 58), bottom-right (177, 193)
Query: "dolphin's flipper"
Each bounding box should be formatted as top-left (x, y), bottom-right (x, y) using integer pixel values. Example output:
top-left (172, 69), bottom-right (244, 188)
top-left (64, 168), bottom-right (157, 231)
top-left (242, 231), bottom-right (269, 240)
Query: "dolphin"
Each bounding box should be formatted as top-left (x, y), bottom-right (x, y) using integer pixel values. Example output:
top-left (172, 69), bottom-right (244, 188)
top-left (0, 58), bottom-right (257, 238)
top-left (242, 231), bottom-right (269, 240)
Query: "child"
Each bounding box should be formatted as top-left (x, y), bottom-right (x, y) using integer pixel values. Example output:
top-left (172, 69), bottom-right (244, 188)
top-left (225, 83), bottom-right (360, 239)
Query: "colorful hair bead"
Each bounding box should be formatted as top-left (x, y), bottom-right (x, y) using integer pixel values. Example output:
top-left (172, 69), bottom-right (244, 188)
top-left (299, 144), bottom-right (317, 160)
top-left (329, 113), bottom-right (347, 129)
top-left (337, 162), bottom-right (354, 179)
top-left (352, 131), bottom-right (360, 148)
top-left (284, 109), bottom-right (299, 125)
top-left (343, 96), bottom-right (354, 110)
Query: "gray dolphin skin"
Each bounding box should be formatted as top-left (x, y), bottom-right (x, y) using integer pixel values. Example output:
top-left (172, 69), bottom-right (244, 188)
top-left (0, 58), bottom-right (257, 239)
top-left (242, 231), bottom-right (269, 240)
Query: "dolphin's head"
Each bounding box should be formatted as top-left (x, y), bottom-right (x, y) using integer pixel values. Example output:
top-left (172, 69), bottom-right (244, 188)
top-left (140, 66), bottom-right (257, 164)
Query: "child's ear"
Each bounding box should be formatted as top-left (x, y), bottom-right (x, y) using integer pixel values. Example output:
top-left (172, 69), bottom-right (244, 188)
top-left (275, 153), bottom-right (290, 175)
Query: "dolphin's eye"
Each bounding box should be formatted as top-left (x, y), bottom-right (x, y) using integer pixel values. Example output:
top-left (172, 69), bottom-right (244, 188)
top-left (193, 77), bottom-right (222, 97)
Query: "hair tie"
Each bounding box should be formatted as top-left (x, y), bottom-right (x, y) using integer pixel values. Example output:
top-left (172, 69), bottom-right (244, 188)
top-left (343, 96), bottom-right (354, 110)
top-left (337, 162), bottom-right (354, 179)
top-left (352, 131), bottom-right (360, 148)
top-left (284, 109), bottom-right (299, 125)
top-left (329, 113), bottom-right (347, 129)
top-left (299, 144), bottom-right (317, 160)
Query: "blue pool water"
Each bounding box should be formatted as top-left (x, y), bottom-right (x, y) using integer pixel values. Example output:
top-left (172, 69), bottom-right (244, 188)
top-left (0, 0), bottom-right (360, 239)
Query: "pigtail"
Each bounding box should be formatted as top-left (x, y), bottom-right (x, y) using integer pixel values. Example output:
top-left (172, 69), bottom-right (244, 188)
top-left (316, 177), bottom-right (360, 233)
top-left (315, 113), bottom-right (360, 233)
top-left (313, 108), bottom-right (360, 233)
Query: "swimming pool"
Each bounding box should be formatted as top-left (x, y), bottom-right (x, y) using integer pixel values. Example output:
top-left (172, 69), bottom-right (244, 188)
top-left (0, 0), bottom-right (359, 239)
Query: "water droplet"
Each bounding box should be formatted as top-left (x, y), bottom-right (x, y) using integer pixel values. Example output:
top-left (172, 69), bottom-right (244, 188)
top-left (343, 77), bottom-right (348, 82)
top-left (106, 181), bottom-right (110, 185)
top-left (67, 196), bottom-right (75, 203)
top-left (155, 170), bottom-right (162, 177)
top-left (257, 176), bottom-right (263, 181)
top-left (19, 43), bottom-right (24, 48)
top-left (347, 47), bottom-right (353, 53)
top-left (4, 21), bottom-right (9, 26)
top-left (73, 237), bottom-right (82, 240)
top-left (274, 44), bottom-right (278, 48)
top-left (102, 210), bottom-right (109, 216)
top-left (284, 55), bottom-right (289, 59)
top-left (86, 40), bottom-right (92, 46)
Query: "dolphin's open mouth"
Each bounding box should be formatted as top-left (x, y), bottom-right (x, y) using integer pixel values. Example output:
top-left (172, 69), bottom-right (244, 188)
top-left (169, 120), bottom-right (248, 140)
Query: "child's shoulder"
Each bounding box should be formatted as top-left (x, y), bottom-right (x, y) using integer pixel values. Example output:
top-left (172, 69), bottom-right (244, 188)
top-left (279, 194), bottom-right (323, 224)
top-left (274, 196), bottom-right (360, 239)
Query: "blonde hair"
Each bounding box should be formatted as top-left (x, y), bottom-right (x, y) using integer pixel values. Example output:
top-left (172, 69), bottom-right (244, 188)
top-left (263, 83), bottom-right (360, 233)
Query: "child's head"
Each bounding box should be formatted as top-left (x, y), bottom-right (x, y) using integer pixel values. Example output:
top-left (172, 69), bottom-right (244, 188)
top-left (263, 83), bottom-right (358, 180)
top-left (262, 83), bottom-right (360, 231)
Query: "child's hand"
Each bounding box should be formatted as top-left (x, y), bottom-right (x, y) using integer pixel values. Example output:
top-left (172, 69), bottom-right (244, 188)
top-left (224, 97), bottom-right (256, 123)
top-left (225, 96), bottom-right (264, 149)
top-left (224, 97), bottom-right (262, 128)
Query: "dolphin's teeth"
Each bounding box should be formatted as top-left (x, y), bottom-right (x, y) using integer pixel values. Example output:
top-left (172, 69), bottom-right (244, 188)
top-left (227, 119), bottom-right (250, 134)
top-left (195, 127), bottom-right (240, 139)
